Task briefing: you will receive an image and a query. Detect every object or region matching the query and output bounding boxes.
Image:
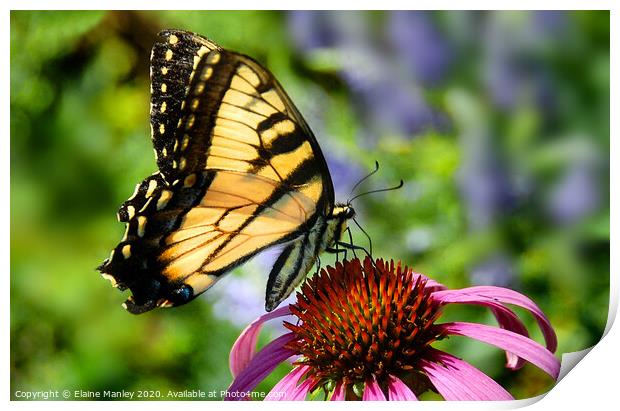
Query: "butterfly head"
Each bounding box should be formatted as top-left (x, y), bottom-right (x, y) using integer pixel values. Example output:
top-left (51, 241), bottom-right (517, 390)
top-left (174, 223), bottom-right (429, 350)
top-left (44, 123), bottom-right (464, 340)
top-left (332, 203), bottom-right (355, 220)
top-left (328, 203), bottom-right (355, 241)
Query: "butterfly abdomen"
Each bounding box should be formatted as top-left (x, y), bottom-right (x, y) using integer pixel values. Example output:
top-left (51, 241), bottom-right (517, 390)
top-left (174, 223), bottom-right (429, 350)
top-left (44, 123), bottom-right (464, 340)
top-left (264, 205), bottom-right (354, 311)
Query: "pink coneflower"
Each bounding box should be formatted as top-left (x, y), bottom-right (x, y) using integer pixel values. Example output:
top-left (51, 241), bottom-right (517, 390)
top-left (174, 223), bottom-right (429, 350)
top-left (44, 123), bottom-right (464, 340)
top-left (226, 257), bottom-right (559, 400)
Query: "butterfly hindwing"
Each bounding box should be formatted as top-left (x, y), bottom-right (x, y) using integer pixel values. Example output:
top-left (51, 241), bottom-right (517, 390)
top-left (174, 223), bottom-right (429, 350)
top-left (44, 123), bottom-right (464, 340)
top-left (99, 30), bottom-right (337, 313)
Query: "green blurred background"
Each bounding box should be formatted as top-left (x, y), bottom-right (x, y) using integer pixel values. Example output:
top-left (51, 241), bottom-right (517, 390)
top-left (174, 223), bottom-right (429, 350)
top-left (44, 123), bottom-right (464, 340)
top-left (10, 10), bottom-right (609, 400)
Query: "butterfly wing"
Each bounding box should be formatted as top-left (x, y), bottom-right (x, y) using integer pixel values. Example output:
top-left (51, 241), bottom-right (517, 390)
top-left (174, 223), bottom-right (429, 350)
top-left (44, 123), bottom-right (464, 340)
top-left (98, 30), bottom-right (335, 314)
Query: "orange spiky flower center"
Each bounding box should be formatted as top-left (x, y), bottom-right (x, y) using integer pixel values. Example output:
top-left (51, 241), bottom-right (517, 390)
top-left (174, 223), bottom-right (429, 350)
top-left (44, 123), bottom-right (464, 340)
top-left (284, 258), bottom-right (444, 396)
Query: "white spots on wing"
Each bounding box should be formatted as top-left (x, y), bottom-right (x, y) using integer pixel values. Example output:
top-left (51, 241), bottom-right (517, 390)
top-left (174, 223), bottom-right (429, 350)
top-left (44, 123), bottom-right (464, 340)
top-left (157, 190), bottom-right (173, 210)
top-left (126, 205), bottom-right (136, 220)
top-left (146, 179), bottom-right (158, 197)
top-left (201, 66), bottom-right (213, 81)
top-left (165, 49), bottom-right (173, 61)
top-left (191, 98), bottom-right (200, 111)
top-left (137, 216), bottom-right (147, 237)
top-left (181, 134), bottom-right (190, 151)
top-left (101, 273), bottom-right (118, 288)
top-left (206, 51), bottom-right (221, 65)
top-left (186, 114), bottom-right (195, 130)
top-left (121, 223), bottom-right (130, 241)
top-left (168, 34), bottom-right (179, 45)
top-left (157, 299), bottom-right (175, 308)
top-left (122, 244), bottom-right (132, 259)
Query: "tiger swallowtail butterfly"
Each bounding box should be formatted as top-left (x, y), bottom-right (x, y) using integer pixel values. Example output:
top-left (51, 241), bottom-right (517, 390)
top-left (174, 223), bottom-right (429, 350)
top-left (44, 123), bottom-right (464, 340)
top-left (98, 29), bottom-right (355, 314)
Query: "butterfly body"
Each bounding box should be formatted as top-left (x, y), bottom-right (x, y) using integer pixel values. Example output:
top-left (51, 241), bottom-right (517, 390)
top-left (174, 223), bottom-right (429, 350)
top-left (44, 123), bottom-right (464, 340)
top-left (98, 29), bottom-right (354, 314)
top-left (265, 204), bottom-right (354, 311)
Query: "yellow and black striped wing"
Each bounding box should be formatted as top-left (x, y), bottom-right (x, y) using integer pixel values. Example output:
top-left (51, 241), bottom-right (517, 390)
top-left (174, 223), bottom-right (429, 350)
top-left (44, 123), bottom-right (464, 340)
top-left (98, 29), bottom-right (334, 314)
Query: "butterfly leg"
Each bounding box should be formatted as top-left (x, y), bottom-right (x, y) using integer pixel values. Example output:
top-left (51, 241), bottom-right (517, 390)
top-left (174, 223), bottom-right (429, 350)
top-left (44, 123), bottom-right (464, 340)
top-left (315, 255), bottom-right (322, 276)
top-left (325, 245), bottom-right (348, 262)
top-left (336, 240), bottom-right (376, 264)
top-left (352, 217), bottom-right (373, 256)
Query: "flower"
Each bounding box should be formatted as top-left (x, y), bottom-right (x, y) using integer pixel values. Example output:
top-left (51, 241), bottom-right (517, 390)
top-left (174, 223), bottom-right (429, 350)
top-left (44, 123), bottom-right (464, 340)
top-left (287, 11), bottom-right (449, 139)
top-left (226, 257), bottom-right (559, 400)
top-left (387, 11), bottom-right (454, 86)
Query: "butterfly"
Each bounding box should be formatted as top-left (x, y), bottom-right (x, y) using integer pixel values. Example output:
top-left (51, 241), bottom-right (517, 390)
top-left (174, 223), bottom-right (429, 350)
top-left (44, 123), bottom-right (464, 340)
top-left (97, 29), bottom-right (355, 314)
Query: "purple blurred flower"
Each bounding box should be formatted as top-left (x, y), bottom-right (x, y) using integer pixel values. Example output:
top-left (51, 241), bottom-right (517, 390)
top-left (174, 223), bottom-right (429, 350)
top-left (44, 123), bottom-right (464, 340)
top-left (388, 11), bottom-right (453, 86)
top-left (225, 257), bottom-right (558, 400)
top-left (287, 11), bottom-right (449, 138)
top-left (532, 11), bottom-right (568, 40)
top-left (547, 163), bottom-right (600, 224)
top-left (211, 275), bottom-right (267, 328)
top-left (288, 11), bottom-right (343, 52)
top-left (457, 141), bottom-right (518, 230)
top-left (470, 253), bottom-right (516, 288)
top-left (355, 76), bottom-right (446, 137)
top-left (483, 11), bottom-right (565, 114)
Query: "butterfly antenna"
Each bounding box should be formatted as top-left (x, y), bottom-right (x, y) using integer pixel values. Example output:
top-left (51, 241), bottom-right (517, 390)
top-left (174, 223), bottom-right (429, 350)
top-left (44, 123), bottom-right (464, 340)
top-left (348, 179), bottom-right (404, 204)
top-left (348, 161), bottom-right (380, 201)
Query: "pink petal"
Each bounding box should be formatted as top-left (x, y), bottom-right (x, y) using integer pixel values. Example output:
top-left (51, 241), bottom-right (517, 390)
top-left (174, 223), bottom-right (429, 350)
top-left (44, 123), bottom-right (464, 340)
top-left (431, 286), bottom-right (557, 353)
top-left (387, 374), bottom-right (418, 400)
top-left (229, 305), bottom-right (292, 378)
top-left (435, 291), bottom-right (531, 369)
top-left (362, 376), bottom-right (386, 401)
top-left (412, 273), bottom-right (447, 292)
top-left (419, 348), bottom-right (513, 400)
top-left (489, 306), bottom-right (528, 370)
top-left (287, 376), bottom-right (315, 400)
top-left (331, 382), bottom-right (346, 401)
top-left (438, 322), bottom-right (560, 379)
top-left (431, 287), bottom-right (538, 369)
top-left (226, 332), bottom-right (297, 400)
top-left (265, 365), bottom-right (310, 401)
